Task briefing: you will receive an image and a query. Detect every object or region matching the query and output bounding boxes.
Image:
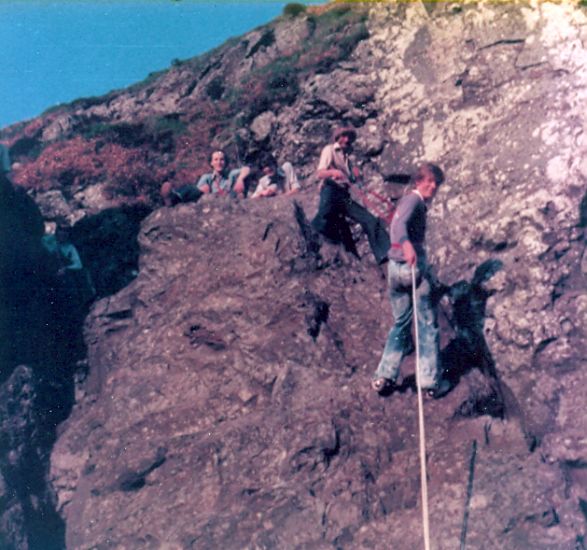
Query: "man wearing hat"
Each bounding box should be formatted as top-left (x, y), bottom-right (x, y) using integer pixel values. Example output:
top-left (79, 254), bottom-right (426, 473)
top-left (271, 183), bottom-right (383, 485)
top-left (311, 126), bottom-right (389, 264)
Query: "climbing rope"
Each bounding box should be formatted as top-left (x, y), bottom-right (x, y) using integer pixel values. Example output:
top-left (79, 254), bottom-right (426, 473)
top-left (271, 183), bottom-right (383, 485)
top-left (412, 264), bottom-right (431, 550)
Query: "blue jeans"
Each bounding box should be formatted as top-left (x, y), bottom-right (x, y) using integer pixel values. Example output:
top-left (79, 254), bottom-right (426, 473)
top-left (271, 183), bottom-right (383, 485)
top-left (374, 259), bottom-right (440, 389)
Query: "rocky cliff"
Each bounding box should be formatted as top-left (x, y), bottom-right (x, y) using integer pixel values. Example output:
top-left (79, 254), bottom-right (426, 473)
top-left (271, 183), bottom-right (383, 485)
top-left (1, 1), bottom-right (586, 548)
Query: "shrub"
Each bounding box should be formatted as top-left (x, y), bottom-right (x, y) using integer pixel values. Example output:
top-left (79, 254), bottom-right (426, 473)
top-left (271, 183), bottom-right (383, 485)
top-left (239, 61), bottom-right (300, 121)
top-left (205, 77), bottom-right (225, 100)
top-left (152, 116), bottom-right (187, 136)
top-left (9, 136), bottom-right (43, 160)
top-left (80, 121), bottom-right (148, 148)
top-left (338, 22), bottom-right (369, 59)
top-left (283, 3), bottom-right (306, 18)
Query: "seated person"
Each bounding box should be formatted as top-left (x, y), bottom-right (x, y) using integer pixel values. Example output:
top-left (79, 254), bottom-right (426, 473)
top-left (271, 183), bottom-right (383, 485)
top-left (161, 149), bottom-right (250, 206)
top-left (42, 224), bottom-right (83, 275)
top-left (251, 153), bottom-right (300, 198)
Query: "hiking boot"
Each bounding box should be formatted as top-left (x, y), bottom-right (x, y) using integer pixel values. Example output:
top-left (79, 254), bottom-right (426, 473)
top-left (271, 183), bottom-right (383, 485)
top-left (371, 377), bottom-right (395, 395)
top-left (426, 378), bottom-right (452, 399)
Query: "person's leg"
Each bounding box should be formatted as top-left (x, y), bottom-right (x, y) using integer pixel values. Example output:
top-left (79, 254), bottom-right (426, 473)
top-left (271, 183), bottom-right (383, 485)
top-left (345, 198), bottom-right (390, 263)
top-left (413, 273), bottom-right (440, 390)
top-left (374, 261), bottom-right (414, 382)
top-left (178, 186), bottom-right (203, 203)
top-left (311, 181), bottom-right (348, 242)
top-left (160, 181), bottom-right (175, 206)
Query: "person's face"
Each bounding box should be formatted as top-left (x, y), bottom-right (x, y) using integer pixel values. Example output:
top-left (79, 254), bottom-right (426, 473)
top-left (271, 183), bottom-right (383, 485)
top-left (336, 133), bottom-right (353, 151)
top-left (210, 151), bottom-right (226, 174)
top-left (417, 173), bottom-right (439, 200)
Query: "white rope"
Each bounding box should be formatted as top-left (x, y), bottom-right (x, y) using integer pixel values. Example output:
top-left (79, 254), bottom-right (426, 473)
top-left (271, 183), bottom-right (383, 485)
top-left (412, 264), bottom-right (431, 550)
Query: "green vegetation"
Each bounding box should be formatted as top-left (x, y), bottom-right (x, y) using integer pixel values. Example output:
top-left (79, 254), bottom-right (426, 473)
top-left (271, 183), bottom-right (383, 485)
top-left (9, 136), bottom-right (43, 160)
top-left (227, 4), bottom-right (369, 124)
top-left (205, 77), bottom-right (225, 100)
top-left (41, 103), bottom-right (68, 116)
top-left (302, 5), bottom-right (369, 73)
top-left (80, 115), bottom-right (186, 153)
top-left (42, 94), bottom-right (107, 116)
top-left (282, 3), bottom-right (307, 18)
top-left (70, 95), bottom-right (108, 110)
top-left (152, 115), bottom-right (186, 136)
top-left (127, 68), bottom-right (167, 94)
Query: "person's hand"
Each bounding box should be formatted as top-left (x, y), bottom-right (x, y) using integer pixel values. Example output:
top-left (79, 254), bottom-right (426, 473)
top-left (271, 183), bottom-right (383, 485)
top-left (402, 241), bottom-right (417, 266)
top-left (233, 181), bottom-right (245, 197)
top-left (331, 169), bottom-right (348, 183)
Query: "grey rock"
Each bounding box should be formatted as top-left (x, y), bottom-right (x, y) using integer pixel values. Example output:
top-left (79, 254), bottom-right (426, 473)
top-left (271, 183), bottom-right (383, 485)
top-left (274, 17), bottom-right (310, 54)
top-left (34, 190), bottom-right (78, 225)
top-left (250, 111), bottom-right (277, 142)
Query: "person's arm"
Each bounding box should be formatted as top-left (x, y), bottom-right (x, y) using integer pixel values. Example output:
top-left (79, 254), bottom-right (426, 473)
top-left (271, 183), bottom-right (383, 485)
top-left (59, 244), bottom-right (83, 273)
top-left (197, 173), bottom-right (211, 194)
top-left (282, 162), bottom-right (300, 194)
top-left (401, 241), bottom-right (417, 266)
top-left (315, 145), bottom-right (348, 184)
top-left (232, 166), bottom-right (250, 197)
top-left (251, 175), bottom-right (277, 198)
top-left (390, 194), bottom-right (419, 266)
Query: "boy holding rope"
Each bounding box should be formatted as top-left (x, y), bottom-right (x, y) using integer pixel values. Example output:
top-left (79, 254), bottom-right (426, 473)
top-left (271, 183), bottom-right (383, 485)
top-left (372, 162), bottom-right (450, 398)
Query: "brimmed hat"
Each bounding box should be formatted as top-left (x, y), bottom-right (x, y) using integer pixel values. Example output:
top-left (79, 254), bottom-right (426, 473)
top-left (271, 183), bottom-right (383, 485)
top-left (333, 126), bottom-right (357, 142)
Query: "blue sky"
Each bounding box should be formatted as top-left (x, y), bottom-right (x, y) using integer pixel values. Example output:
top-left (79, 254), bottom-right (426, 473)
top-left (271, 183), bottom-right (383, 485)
top-left (0, 1), bottom-right (320, 129)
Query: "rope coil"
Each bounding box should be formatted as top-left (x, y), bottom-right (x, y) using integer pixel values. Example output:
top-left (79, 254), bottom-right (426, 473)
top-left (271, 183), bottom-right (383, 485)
top-left (412, 264), bottom-right (431, 550)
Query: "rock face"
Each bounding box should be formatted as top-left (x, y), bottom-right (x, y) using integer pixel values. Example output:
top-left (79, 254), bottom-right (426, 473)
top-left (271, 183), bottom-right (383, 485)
top-left (51, 183), bottom-right (585, 549)
top-left (2, 1), bottom-right (587, 548)
top-left (0, 174), bottom-right (84, 550)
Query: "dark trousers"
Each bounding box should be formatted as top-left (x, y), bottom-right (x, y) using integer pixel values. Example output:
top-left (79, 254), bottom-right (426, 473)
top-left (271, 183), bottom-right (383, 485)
top-left (175, 185), bottom-right (203, 204)
top-left (311, 180), bottom-right (390, 264)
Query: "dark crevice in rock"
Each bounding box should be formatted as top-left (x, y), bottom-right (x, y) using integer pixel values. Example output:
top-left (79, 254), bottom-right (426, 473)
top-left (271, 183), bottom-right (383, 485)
top-left (262, 222), bottom-right (274, 241)
top-left (579, 499), bottom-right (587, 524)
top-left (117, 447), bottom-right (167, 493)
top-left (518, 61), bottom-right (548, 71)
top-left (480, 38), bottom-right (525, 50)
top-left (246, 30), bottom-right (276, 58)
top-left (304, 293), bottom-right (330, 341)
top-left (0, 175), bottom-right (149, 548)
top-left (0, 174), bottom-right (89, 549)
top-left (579, 190), bottom-right (587, 227)
top-left (293, 201), bottom-right (322, 267)
top-left (185, 324), bottom-right (227, 351)
top-left (71, 204), bottom-right (151, 299)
